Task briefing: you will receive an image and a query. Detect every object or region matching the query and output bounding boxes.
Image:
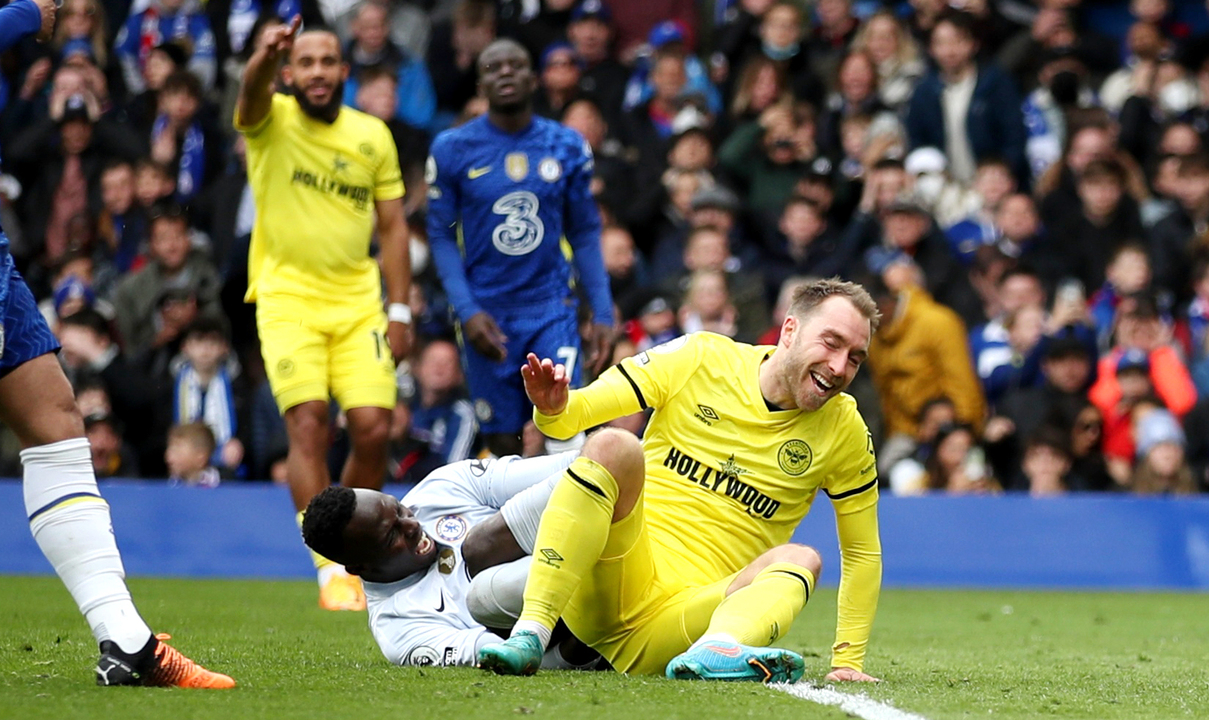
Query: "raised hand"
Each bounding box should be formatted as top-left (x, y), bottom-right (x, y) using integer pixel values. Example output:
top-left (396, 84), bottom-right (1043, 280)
top-left (521, 353), bottom-right (569, 416)
top-left (262, 14), bottom-right (302, 60)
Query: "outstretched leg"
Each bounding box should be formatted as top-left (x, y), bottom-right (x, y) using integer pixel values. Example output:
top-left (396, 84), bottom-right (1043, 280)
top-left (3, 353), bottom-right (234, 688)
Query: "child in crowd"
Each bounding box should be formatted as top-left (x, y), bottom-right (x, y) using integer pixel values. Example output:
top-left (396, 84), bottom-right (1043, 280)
top-left (1089, 244), bottom-right (1152, 348)
top-left (165, 422), bottom-right (220, 488)
top-left (1129, 409), bottom-right (1196, 494)
top-left (1019, 428), bottom-right (1073, 497)
top-left (172, 318), bottom-right (243, 474)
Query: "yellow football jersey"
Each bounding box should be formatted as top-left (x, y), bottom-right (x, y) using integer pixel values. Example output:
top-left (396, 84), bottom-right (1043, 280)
top-left (236, 94), bottom-right (404, 305)
top-left (536, 331), bottom-right (879, 583)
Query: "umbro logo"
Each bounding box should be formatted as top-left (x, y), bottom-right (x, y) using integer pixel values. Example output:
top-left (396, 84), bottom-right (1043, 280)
top-left (468, 166), bottom-right (492, 179)
top-left (538, 548), bottom-right (564, 568)
top-left (694, 404), bottom-right (719, 425)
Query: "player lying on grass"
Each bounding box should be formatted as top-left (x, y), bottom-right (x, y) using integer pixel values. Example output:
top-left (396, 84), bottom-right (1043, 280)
top-left (301, 453), bottom-right (601, 668)
top-left (479, 279), bottom-right (884, 684)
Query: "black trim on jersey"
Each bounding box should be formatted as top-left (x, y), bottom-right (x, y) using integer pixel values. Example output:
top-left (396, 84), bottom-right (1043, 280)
top-left (568, 469), bottom-right (607, 498)
top-left (778, 570), bottom-right (812, 600)
top-left (823, 477), bottom-right (878, 500)
top-left (616, 365), bottom-right (647, 410)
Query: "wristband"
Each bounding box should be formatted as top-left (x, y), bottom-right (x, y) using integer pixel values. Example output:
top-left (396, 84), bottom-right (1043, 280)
top-left (387, 303), bottom-right (412, 324)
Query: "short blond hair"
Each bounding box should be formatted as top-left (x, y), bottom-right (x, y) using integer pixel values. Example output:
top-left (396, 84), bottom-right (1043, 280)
top-left (787, 278), bottom-right (881, 332)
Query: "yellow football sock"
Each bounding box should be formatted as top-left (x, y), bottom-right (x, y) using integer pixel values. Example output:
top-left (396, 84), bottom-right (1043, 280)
top-left (704, 562), bottom-right (815, 646)
top-left (297, 510), bottom-right (338, 572)
top-left (516, 456), bottom-right (619, 633)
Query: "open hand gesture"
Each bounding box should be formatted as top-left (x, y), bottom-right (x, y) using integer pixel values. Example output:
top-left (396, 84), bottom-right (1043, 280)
top-left (521, 353), bottom-right (569, 416)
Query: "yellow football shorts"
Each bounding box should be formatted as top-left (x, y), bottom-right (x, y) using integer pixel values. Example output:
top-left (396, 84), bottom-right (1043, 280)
top-left (257, 295), bottom-right (398, 414)
top-left (561, 487), bottom-right (740, 675)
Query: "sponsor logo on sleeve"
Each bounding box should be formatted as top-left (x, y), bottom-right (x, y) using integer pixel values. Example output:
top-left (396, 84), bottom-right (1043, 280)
top-left (407, 646), bottom-right (440, 666)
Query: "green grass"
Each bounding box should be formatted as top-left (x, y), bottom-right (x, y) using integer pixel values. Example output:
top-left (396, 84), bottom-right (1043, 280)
top-left (1, 577), bottom-right (1207, 720)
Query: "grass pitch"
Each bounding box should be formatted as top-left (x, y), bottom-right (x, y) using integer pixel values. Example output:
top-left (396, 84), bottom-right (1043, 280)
top-left (1, 577), bottom-right (1206, 720)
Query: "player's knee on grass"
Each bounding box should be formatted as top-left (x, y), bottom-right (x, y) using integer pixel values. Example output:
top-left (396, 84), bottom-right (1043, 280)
top-left (467, 557), bottom-right (530, 630)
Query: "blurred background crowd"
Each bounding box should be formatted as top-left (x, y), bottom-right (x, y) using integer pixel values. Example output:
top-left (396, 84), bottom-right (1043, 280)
top-left (0, 0), bottom-right (1207, 496)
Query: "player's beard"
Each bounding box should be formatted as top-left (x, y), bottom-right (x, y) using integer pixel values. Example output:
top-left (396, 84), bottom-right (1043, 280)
top-left (292, 79), bottom-right (345, 123)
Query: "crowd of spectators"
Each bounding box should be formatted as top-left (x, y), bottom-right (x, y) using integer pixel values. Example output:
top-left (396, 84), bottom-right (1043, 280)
top-left (1, 0), bottom-right (1208, 497)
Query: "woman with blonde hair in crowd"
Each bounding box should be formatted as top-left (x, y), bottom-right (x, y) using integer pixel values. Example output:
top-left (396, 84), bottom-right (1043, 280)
top-left (726, 56), bottom-right (790, 134)
top-left (850, 10), bottom-right (924, 113)
top-left (53, 0), bottom-right (110, 68)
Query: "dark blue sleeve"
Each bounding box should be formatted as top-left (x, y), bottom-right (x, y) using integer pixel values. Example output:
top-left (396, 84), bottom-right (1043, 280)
top-left (425, 135), bottom-right (482, 323)
top-left (0, 0), bottom-right (42, 54)
top-left (988, 68), bottom-right (1028, 183)
top-left (562, 133), bottom-right (613, 326)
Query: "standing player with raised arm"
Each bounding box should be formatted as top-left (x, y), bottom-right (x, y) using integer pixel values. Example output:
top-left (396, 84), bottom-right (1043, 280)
top-left (426, 39), bottom-right (614, 459)
top-left (1, 0), bottom-right (232, 688)
top-left (235, 17), bottom-right (412, 611)
top-left (479, 279), bottom-right (884, 683)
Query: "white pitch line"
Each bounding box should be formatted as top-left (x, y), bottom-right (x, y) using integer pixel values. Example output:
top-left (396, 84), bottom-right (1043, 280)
top-left (771, 682), bottom-right (930, 720)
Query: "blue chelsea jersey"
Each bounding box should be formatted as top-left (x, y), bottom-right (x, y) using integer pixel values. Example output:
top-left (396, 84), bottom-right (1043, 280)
top-left (425, 115), bottom-right (612, 325)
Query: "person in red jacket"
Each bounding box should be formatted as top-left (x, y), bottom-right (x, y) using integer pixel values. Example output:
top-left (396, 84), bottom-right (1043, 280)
top-left (1089, 296), bottom-right (1197, 483)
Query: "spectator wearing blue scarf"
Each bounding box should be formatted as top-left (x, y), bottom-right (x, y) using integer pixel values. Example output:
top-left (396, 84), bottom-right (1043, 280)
top-left (149, 70), bottom-right (222, 201)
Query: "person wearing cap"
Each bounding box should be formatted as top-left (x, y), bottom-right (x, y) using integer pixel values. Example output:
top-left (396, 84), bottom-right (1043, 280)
top-left (114, 0), bottom-right (217, 93)
top-left (0, 0), bottom-right (235, 689)
top-left (7, 84), bottom-right (140, 271)
top-left (650, 183), bottom-right (764, 283)
top-left (602, 0), bottom-right (694, 62)
top-left (111, 200), bottom-right (222, 357)
top-left (237, 17), bottom-right (412, 610)
top-left (533, 42), bottom-right (584, 119)
top-left (904, 9), bottom-right (1027, 186)
top-left (426, 38), bottom-right (613, 460)
top-left (566, 0), bottom-right (627, 127)
top-left (622, 20), bottom-right (721, 115)
top-left (901, 146), bottom-right (980, 228)
top-left (1129, 408), bottom-right (1197, 494)
top-left (867, 193), bottom-right (980, 326)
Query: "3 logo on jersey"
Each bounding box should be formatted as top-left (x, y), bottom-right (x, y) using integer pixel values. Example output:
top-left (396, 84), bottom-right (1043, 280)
top-left (491, 191), bottom-right (544, 256)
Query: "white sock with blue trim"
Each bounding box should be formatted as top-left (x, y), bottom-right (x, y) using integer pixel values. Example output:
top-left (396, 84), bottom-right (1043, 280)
top-left (23, 438), bottom-right (151, 653)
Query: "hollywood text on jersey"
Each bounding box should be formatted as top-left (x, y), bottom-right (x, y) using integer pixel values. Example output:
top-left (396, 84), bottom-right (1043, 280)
top-left (290, 168), bottom-right (372, 211)
top-left (663, 446), bottom-right (781, 519)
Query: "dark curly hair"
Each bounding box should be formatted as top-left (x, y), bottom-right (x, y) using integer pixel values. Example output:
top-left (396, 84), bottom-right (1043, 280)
top-left (301, 486), bottom-right (358, 563)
